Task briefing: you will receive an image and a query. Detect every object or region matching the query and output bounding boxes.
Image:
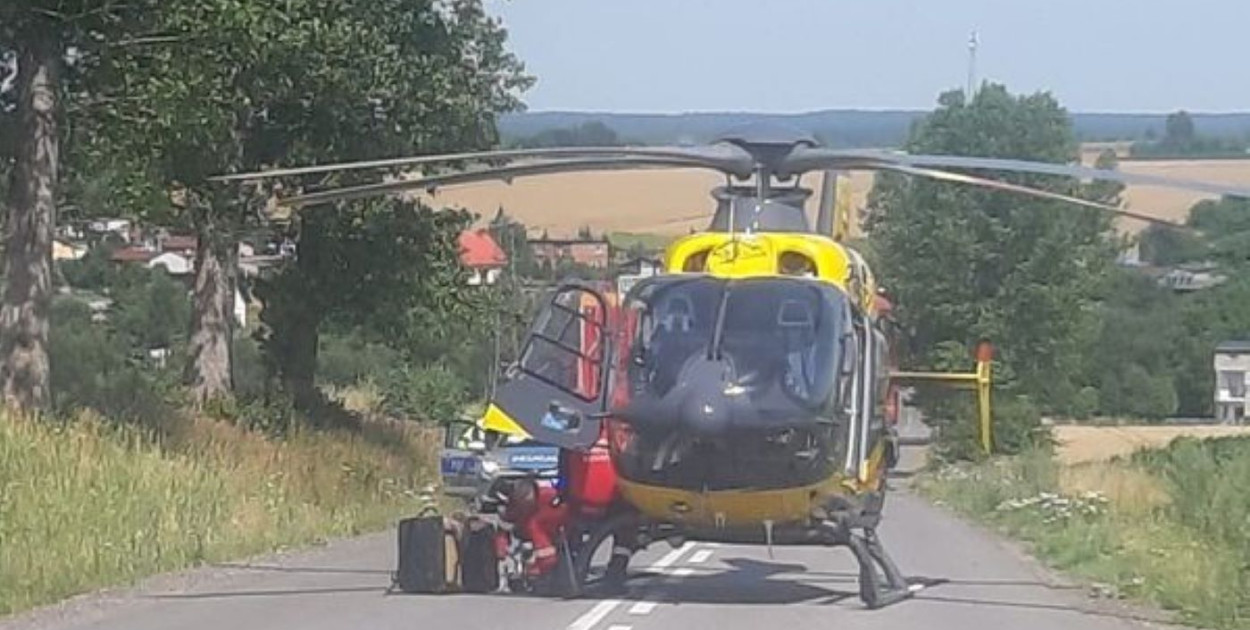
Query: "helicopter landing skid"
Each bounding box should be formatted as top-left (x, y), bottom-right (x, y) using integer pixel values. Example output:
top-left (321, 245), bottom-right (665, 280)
top-left (819, 517), bottom-right (918, 609)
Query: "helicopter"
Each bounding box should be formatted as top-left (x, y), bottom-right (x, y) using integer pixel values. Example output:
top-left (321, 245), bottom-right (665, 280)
top-left (217, 124), bottom-right (1250, 608)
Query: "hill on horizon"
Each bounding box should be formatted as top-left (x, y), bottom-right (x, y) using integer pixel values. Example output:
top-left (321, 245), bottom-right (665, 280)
top-left (500, 109), bottom-right (1250, 148)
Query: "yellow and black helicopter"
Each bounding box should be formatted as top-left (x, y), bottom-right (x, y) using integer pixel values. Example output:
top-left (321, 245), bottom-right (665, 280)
top-left (219, 124), bottom-right (1250, 607)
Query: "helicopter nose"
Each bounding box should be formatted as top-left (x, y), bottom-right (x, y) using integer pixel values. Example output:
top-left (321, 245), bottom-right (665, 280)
top-left (674, 358), bottom-right (735, 435)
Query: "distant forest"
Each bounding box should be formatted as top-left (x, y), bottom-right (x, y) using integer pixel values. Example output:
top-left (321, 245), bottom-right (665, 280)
top-left (500, 109), bottom-right (1250, 149)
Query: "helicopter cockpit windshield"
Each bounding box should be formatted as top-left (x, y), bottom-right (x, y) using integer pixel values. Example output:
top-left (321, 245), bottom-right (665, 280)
top-left (626, 276), bottom-right (847, 417)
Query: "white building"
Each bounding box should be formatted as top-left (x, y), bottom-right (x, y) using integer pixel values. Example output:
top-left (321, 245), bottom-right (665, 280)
top-left (1213, 340), bottom-right (1250, 424)
top-left (147, 252), bottom-right (194, 276)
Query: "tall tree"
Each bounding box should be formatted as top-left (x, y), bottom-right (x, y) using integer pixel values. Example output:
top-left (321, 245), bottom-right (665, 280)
top-left (80, 0), bottom-right (532, 405)
top-left (1164, 110), bottom-right (1196, 149)
top-left (0, 2), bottom-right (144, 412)
top-left (866, 84), bottom-right (1121, 416)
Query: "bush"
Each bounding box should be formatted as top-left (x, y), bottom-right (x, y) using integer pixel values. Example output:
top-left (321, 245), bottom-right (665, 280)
top-left (928, 389), bottom-right (1052, 462)
top-left (49, 297), bottom-right (178, 429)
top-left (231, 334), bottom-right (270, 400)
top-left (379, 364), bottom-right (469, 423)
top-left (1133, 437), bottom-right (1250, 558)
top-left (316, 332), bottom-right (403, 387)
top-left (1071, 386), bottom-right (1099, 420)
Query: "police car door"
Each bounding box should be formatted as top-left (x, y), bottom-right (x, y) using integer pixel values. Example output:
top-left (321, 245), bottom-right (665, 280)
top-left (486, 283), bottom-right (612, 451)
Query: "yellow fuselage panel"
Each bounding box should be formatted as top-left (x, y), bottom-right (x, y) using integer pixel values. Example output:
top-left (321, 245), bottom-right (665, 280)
top-left (616, 476), bottom-right (843, 527)
top-left (664, 233), bottom-right (851, 288)
top-left (616, 438), bottom-right (889, 528)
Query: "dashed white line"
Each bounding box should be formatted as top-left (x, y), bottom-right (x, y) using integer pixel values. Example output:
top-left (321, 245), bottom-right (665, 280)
top-left (628, 600), bottom-right (658, 615)
top-left (567, 543), bottom-right (702, 630)
top-left (689, 549), bottom-right (713, 564)
top-left (650, 542), bottom-right (695, 569)
top-left (567, 599), bottom-right (623, 630)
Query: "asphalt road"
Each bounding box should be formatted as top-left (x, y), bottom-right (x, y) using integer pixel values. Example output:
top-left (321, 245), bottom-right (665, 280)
top-left (2, 465), bottom-right (1174, 630)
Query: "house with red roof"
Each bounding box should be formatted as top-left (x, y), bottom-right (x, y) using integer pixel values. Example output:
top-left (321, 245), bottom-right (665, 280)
top-left (458, 229), bottom-right (507, 286)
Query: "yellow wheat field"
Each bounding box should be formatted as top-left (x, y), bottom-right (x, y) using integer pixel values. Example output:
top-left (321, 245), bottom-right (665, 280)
top-left (1053, 424), bottom-right (1250, 465)
top-left (418, 155), bottom-right (1250, 239)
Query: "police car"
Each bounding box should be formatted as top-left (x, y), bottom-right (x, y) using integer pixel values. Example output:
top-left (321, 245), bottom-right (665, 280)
top-left (440, 419), bottom-right (561, 502)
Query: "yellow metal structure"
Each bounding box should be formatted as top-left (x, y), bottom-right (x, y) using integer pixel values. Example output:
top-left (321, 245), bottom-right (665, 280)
top-left (890, 346), bottom-right (994, 454)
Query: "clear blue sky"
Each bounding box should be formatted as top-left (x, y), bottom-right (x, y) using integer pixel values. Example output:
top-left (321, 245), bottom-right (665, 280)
top-left (485, 0), bottom-right (1248, 114)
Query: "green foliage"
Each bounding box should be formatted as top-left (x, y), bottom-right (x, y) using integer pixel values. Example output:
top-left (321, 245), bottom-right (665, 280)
top-left (69, 0), bottom-right (533, 405)
top-left (1130, 110), bottom-right (1250, 159)
top-left (925, 387), bottom-right (1050, 461)
top-left (514, 121), bottom-right (623, 148)
top-left (254, 199), bottom-right (478, 401)
top-left (378, 364), bottom-right (469, 424)
top-left (1133, 437), bottom-right (1250, 559)
top-left (57, 244), bottom-right (118, 290)
top-left (1071, 386), bottom-right (1099, 420)
top-left (488, 209), bottom-right (538, 276)
top-left (1138, 224), bottom-right (1207, 265)
top-left (607, 232), bottom-right (671, 256)
top-left (110, 268), bottom-right (192, 352)
top-left (917, 448), bottom-right (1250, 629)
top-left (315, 332), bottom-right (404, 388)
top-left (867, 84), bottom-right (1118, 448)
top-left (48, 295), bottom-right (178, 428)
top-left (230, 334), bottom-right (268, 400)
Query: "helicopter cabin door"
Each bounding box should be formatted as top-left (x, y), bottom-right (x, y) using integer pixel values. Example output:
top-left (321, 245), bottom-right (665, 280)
top-left (840, 307), bottom-right (883, 483)
top-left (485, 284), bottom-right (613, 451)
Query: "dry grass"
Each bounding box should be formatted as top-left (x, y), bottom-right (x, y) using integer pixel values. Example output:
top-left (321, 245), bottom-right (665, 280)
top-left (1058, 462), bottom-right (1170, 516)
top-left (417, 153), bottom-right (1250, 240)
top-left (0, 411), bottom-right (438, 617)
top-left (1053, 424), bottom-right (1250, 465)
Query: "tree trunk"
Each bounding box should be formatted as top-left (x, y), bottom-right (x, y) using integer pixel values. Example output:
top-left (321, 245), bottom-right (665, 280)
top-left (184, 202), bottom-right (236, 405)
top-left (0, 35), bottom-right (60, 413)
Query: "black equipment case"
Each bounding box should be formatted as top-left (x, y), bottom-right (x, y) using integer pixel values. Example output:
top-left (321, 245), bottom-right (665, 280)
top-left (394, 513), bottom-right (498, 594)
top-left (395, 515), bottom-right (459, 593)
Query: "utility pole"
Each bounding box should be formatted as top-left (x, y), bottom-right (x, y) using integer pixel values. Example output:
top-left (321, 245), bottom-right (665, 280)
top-left (966, 30), bottom-right (979, 100)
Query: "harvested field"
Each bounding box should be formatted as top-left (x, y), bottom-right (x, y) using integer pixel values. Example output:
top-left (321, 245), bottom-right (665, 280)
top-left (418, 155), bottom-right (1250, 239)
top-left (1053, 424), bottom-right (1250, 464)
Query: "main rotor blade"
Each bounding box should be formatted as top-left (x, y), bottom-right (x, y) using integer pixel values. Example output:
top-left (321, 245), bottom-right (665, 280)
top-left (861, 150), bottom-right (1250, 199)
top-left (212, 144), bottom-right (756, 183)
top-left (876, 163), bottom-right (1187, 228)
top-left (279, 157), bottom-right (723, 208)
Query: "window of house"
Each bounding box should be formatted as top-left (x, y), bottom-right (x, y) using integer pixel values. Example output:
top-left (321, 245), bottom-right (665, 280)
top-left (1220, 370), bottom-right (1246, 398)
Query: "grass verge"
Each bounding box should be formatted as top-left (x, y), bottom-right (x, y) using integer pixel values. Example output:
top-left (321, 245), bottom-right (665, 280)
top-left (0, 411), bottom-right (437, 617)
top-left (915, 438), bottom-right (1250, 630)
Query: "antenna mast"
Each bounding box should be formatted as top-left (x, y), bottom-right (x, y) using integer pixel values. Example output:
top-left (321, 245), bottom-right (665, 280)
top-left (966, 30), bottom-right (979, 100)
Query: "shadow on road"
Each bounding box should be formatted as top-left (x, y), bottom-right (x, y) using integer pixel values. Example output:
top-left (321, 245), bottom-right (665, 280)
top-left (912, 593), bottom-right (1173, 625)
top-left (613, 558), bottom-right (857, 606)
top-left (147, 585), bottom-right (382, 600)
top-left (619, 557), bottom-right (1169, 624)
top-left (210, 562), bottom-right (392, 576)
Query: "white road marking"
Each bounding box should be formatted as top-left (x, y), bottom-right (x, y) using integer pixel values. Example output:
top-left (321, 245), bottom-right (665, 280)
top-left (570, 542), bottom-right (705, 630)
top-left (688, 549), bottom-right (713, 564)
top-left (650, 542), bottom-right (695, 569)
top-left (663, 567), bottom-right (694, 585)
top-left (606, 626), bottom-right (632, 630)
top-left (628, 600), bottom-right (658, 615)
top-left (567, 599), bottom-right (623, 630)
